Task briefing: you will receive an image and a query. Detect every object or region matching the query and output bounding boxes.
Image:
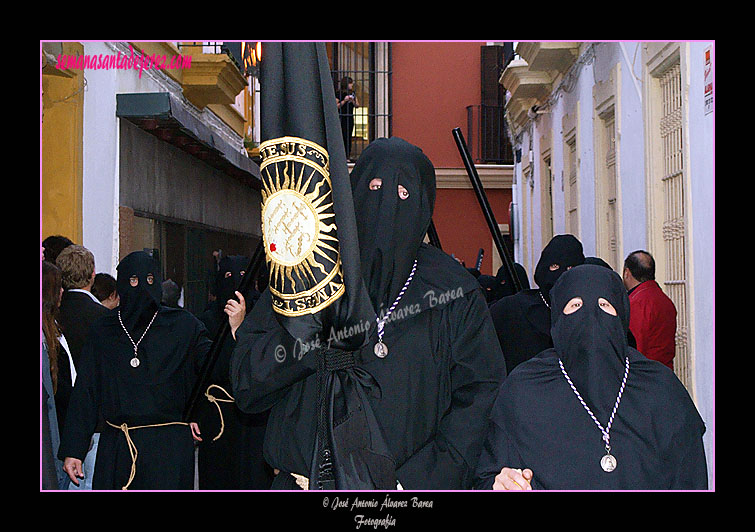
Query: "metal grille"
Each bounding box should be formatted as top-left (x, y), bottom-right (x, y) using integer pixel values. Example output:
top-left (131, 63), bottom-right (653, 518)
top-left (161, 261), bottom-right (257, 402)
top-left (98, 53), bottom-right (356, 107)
top-left (177, 42), bottom-right (244, 74)
top-left (466, 105), bottom-right (515, 164)
top-left (659, 63), bottom-right (691, 390)
top-left (330, 43), bottom-right (391, 162)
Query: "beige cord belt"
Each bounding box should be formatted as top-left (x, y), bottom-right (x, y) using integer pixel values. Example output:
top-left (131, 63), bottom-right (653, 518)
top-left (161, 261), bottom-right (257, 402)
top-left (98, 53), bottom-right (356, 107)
top-left (291, 473), bottom-right (310, 490)
top-left (204, 384), bottom-right (235, 441)
top-left (106, 420), bottom-right (189, 490)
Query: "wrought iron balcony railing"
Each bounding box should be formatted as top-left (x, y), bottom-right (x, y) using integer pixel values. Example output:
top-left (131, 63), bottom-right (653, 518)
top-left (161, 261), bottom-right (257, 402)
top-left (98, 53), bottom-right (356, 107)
top-left (466, 104), bottom-right (514, 164)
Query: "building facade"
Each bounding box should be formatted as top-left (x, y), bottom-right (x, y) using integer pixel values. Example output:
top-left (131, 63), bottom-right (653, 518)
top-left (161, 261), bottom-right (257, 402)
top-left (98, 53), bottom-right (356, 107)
top-left (502, 41), bottom-right (715, 488)
top-left (42, 41), bottom-right (263, 315)
top-left (392, 42), bottom-right (515, 275)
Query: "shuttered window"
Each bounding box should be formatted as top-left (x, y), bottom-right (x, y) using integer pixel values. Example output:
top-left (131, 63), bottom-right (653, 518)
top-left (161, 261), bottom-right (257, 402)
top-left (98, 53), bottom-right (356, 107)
top-left (566, 136), bottom-right (579, 237)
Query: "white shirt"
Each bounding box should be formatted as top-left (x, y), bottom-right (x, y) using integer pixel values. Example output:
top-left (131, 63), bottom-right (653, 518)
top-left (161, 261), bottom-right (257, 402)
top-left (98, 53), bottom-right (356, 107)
top-left (68, 288), bottom-right (103, 306)
top-left (58, 333), bottom-right (76, 385)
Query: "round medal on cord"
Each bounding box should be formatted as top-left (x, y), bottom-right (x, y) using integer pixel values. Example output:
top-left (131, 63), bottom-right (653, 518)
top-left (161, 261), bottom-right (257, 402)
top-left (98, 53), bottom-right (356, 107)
top-left (118, 309), bottom-right (159, 368)
top-left (558, 356), bottom-right (629, 472)
top-left (374, 259), bottom-right (417, 358)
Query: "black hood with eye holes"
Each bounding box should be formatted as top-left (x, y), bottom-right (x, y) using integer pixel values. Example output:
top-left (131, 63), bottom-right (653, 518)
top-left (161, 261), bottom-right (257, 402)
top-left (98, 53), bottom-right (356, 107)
top-left (549, 264), bottom-right (629, 419)
top-left (533, 234), bottom-right (585, 301)
top-left (216, 255), bottom-right (249, 308)
top-left (349, 137), bottom-right (436, 313)
top-left (116, 251), bottom-right (163, 333)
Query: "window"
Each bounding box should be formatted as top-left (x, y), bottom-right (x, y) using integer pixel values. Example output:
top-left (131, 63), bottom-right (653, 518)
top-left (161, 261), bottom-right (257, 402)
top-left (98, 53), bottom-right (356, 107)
top-left (658, 61), bottom-right (691, 389)
top-left (565, 135), bottom-right (579, 237)
top-left (521, 164), bottom-right (532, 274)
top-left (329, 43), bottom-right (391, 162)
top-left (597, 109), bottom-right (620, 270)
top-left (644, 43), bottom-right (693, 394)
top-left (541, 153), bottom-right (554, 245)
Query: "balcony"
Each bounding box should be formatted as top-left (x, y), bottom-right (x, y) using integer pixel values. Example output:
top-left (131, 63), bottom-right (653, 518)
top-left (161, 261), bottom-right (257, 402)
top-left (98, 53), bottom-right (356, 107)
top-left (177, 42), bottom-right (247, 110)
top-left (500, 58), bottom-right (552, 130)
top-left (500, 58), bottom-right (553, 103)
top-left (499, 43), bottom-right (582, 131)
top-left (516, 42), bottom-right (580, 75)
top-left (466, 104), bottom-right (514, 165)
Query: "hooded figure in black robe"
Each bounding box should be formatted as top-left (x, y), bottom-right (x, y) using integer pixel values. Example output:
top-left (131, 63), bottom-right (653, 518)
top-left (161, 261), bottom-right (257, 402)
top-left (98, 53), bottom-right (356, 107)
top-left (489, 234), bottom-right (584, 374)
top-left (494, 262), bottom-right (529, 300)
top-left (475, 264), bottom-right (707, 490)
top-left (195, 255), bottom-right (274, 489)
top-left (58, 251), bottom-right (212, 490)
top-left (231, 137), bottom-right (506, 489)
top-left (476, 274), bottom-right (498, 305)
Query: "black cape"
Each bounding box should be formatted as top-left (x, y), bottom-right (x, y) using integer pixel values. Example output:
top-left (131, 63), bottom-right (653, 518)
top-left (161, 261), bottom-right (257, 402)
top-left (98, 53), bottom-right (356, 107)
top-left (475, 265), bottom-right (707, 490)
top-left (58, 252), bottom-right (213, 490)
top-left (231, 243), bottom-right (505, 489)
top-left (195, 255), bottom-right (273, 490)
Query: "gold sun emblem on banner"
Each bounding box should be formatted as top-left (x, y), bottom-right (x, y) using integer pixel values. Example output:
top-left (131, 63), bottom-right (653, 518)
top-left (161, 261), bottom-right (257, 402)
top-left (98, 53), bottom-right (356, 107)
top-left (259, 137), bottom-right (345, 316)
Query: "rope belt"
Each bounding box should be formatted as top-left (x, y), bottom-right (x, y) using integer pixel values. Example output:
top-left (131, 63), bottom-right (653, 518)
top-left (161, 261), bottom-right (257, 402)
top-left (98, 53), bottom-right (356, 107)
top-left (204, 384), bottom-right (235, 441)
top-left (288, 472), bottom-right (404, 491)
top-left (291, 472), bottom-right (310, 490)
top-left (106, 420), bottom-right (190, 490)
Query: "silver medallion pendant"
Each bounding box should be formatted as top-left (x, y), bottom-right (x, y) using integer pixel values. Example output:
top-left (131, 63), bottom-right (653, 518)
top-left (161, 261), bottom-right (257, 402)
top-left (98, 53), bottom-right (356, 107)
top-left (130, 357), bottom-right (140, 368)
top-left (600, 453), bottom-right (617, 472)
top-left (374, 341), bottom-right (388, 358)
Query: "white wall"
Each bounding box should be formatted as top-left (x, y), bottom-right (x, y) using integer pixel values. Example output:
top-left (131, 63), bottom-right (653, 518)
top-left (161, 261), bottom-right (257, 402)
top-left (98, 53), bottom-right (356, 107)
top-left (617, 42), bottom-right (648, 255)
top-left (81, 42), bottom-right (175, 275)
top-left (81, 42), bottom-right (120, 276)
top-left (686, 41), bottom-right (715, 489)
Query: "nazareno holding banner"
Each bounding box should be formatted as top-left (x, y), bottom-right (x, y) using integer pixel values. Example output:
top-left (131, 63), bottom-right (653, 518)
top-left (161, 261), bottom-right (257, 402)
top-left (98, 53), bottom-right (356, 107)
top-left (230, 42), bottom-right (507, 490)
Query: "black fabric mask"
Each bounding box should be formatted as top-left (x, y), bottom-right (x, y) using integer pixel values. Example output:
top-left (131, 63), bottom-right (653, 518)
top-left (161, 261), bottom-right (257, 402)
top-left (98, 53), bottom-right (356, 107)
top-left (549, 264), bottom-right (630, 420)
top-left (534, 234), bottom-right (585, 301)
top-left (350, 137), bottom-right (436, 312)
top-left (494, 262), bottom-right (530, 299)
top-left (477, 274), bottom-right (497, 303)
top-left (216, 255), bottom-right (249, 307)
top-left (116, 251), bottom-right (162, 332)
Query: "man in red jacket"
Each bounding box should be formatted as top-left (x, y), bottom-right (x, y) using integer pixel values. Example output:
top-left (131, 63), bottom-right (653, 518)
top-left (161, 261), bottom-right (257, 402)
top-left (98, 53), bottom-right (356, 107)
top-left (622, 250), bottom-right (677, 370)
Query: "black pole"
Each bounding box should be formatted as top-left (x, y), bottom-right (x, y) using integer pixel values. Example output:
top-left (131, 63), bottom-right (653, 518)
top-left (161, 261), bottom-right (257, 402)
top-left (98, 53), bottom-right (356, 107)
top-left (427, 219), bottom-right (442, 250)
top-left (452, 127), bottom-right (522, 293)
top-left (475, 248), bottom-right (484, 271)
top-left (183, 239), bottom-right (266, 422)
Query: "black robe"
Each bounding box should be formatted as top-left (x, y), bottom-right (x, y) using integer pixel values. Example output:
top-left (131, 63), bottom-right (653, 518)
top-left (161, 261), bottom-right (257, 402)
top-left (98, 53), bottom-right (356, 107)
top-left (58, 306), bottom-right (211, 490)
top-left (231, 243), bottom-right (506, 489)
top-left (489, 289), bottom-right (552, 374)
top-left (195, 256), bottom-right (273, 490)
top-left (475, 265), bottom-right (707, 490)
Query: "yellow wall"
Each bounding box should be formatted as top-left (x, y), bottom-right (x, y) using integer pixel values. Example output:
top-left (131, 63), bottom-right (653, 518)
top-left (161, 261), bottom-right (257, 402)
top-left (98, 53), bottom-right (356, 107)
top-left (41, 42), bottom-right (84, 243)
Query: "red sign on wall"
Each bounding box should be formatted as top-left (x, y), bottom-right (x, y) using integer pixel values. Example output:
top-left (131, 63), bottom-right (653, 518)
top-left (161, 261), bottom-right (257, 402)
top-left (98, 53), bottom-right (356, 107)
top-left (704, 46), bottom-right (713, 115)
